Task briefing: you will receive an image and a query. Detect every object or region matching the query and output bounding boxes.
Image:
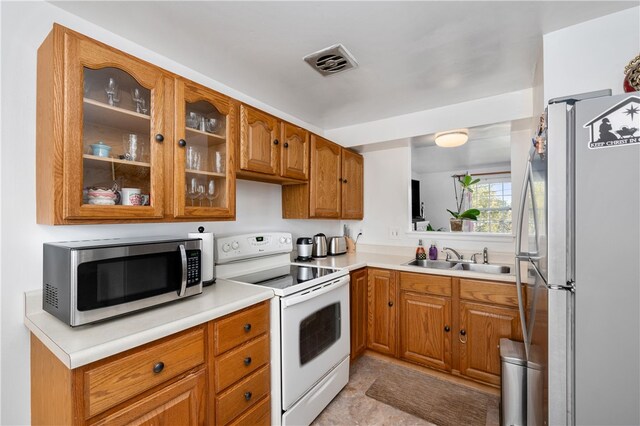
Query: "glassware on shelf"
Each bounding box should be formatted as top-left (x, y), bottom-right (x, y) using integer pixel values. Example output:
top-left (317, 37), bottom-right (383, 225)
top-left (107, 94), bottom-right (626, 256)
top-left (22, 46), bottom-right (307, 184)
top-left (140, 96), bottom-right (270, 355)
top-left (206, 179), bottom-right (218, 206)
top-left (203, 117), bottom-right (218, 133)
top-left (122, 133), bottom-right (139, 161)
top-left (105, 77), bottom-right (120, 106)
top-left (139, 98), bottom-right (149, 115)
top-left (215, 151), bottom-right (224, 173)
top-left (187, 177), bottom-right (199, 206)
top-left (131, 88), bottom-right (147, 114)
top-left (186, 112), bottom-right (200, 129)
top-left (196, 183), bottom-right (205, 206)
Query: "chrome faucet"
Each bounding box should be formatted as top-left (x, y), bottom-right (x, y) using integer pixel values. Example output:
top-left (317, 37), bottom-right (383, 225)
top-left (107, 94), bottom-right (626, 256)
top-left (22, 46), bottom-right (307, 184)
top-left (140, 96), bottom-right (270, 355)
top-left (471, 247), bottom-right (489, 264)
top-left (442, 247), bottom-right (462, 261)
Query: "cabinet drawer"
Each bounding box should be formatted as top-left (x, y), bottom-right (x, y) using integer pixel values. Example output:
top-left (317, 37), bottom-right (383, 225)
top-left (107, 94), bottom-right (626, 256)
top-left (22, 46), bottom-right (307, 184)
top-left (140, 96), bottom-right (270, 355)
top-left (84, 328), bottom-right (205, 419)
top-left (459, 279), bottom-right (519, 307)
top-left (228, 395), bottom-right (270, 426)
top-left (400, 272), bottom-right (451, 297)
top-left (214, 302), bottom-right (269, 355)
top-left (216, 365), bottom-right (270, 425)
top-left (215, 334), bottom-right (270, 392)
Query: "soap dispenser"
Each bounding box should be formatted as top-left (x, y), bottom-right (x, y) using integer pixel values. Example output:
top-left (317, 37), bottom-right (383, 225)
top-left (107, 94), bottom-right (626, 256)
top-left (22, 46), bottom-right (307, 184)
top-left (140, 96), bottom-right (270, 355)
top-left (428, 242), bottom-right (438, 260)
top-left (416, 239), bottom-right (426, 260)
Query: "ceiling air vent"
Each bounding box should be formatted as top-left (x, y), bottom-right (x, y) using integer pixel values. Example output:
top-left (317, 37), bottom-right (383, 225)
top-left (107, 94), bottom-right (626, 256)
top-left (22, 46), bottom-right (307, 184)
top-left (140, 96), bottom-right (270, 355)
top-left (303, 44), bottom-right (358, 76)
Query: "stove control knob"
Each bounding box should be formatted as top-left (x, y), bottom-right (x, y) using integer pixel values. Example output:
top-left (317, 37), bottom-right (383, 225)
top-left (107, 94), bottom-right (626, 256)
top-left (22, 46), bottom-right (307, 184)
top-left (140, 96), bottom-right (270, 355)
top-left (222, 243), bottom-right (231, 252)
top-left (231, 241), bottom-right (239, 250)
top-left (279, 236), bottom-right (286, 244)
top-left (285, 237), bottom-right (292, 244)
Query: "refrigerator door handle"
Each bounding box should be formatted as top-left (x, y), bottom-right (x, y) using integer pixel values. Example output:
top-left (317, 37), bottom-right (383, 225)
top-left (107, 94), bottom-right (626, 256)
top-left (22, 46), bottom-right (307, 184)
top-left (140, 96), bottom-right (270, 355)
top-left (514, 260), bottom-right (530, 356)
top-left (515, 155), bottom-right (531, 255)
top-left (515, 149), bottom-right (540, 259)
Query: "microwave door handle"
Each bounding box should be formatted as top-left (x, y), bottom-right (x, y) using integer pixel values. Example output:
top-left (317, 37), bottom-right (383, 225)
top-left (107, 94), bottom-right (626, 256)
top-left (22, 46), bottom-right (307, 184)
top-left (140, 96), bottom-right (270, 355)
top-left (178, 244), bottom-right (187, 297)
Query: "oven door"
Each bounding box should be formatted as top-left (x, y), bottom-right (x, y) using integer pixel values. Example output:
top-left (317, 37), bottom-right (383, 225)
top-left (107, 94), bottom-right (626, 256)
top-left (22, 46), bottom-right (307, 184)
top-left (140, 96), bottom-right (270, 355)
top-left (280, 275), bottom-right (350, 410)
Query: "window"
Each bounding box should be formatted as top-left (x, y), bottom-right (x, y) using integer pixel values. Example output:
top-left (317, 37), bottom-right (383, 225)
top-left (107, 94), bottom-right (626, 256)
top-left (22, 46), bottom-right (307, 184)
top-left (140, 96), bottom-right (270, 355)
top-left (469, 174), bottom-right (512, 233)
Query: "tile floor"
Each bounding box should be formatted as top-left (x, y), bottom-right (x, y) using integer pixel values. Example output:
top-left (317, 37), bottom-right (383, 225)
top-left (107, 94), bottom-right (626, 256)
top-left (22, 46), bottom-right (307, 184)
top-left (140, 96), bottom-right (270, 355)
top-left (311, 353), bottom-right (500, 426)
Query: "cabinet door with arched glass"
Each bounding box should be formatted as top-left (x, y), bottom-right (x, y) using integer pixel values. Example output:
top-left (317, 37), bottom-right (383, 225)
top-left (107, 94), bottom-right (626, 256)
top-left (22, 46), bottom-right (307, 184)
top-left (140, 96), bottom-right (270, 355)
top-left (64, 33), bottom-right (166, 220)
top-left (174, 80), bottom-right (237, 219)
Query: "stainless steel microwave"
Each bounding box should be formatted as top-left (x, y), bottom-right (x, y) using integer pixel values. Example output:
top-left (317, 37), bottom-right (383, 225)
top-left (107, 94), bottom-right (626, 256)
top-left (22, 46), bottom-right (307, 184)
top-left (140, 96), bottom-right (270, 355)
top-left (43, 236), bottom-right (203, 326)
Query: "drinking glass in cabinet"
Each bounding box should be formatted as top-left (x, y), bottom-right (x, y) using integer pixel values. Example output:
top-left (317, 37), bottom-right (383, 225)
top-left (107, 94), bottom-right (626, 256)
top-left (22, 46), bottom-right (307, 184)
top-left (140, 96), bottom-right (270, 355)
top-left (104, 77), bottom-right (120, 106)
top-left (131, 88), bottom-right (148, 114)
top-left (186, 112), bottom-right (200, 129)
top-left (206, 179), bottom-right (219, 206)
top-left (122, 133), bottom-right (139, 161)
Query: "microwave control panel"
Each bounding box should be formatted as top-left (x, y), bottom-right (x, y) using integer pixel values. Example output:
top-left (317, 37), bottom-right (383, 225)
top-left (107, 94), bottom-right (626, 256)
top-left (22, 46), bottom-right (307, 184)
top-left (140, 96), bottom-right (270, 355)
top-left (216, 232), bottom-right (292, 263)
top-left (186, 250), bottom-right (201, 286)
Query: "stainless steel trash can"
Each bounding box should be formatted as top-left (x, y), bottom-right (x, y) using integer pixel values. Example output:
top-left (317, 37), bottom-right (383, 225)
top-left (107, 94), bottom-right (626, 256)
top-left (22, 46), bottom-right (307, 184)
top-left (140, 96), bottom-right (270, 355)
top-left (500, 338), bottom-right (544, 426)
top-left (500, 338), bottom-right (527, 426)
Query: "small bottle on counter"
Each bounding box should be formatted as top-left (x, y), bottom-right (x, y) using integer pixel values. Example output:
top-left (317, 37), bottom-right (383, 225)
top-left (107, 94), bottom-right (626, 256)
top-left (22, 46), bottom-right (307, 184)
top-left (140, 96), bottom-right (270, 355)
top-left (416, 239), bottom-right (426, 260)
top-left (429, 242), bottom-right (438, 260)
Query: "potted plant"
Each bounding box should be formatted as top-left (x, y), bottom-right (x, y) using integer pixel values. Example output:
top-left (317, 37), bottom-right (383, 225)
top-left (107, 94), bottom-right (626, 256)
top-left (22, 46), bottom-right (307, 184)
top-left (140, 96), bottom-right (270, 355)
top-left (447, 174), bottom-right (481, 231)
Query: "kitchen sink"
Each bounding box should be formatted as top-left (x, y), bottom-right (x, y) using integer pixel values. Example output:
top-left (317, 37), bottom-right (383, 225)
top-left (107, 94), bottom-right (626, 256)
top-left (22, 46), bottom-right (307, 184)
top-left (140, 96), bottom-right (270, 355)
top-left (459, 263), bottom-right (511, 274)
top-left (404, 259), bottom-right (511, 274)
top-left (405, 259), bottom-right (457, 269)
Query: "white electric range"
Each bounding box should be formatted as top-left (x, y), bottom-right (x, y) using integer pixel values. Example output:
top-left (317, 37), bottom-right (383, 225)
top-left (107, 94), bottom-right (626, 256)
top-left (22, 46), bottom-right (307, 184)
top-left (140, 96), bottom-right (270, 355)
top-left (215, 232), bottom-right (350, 426)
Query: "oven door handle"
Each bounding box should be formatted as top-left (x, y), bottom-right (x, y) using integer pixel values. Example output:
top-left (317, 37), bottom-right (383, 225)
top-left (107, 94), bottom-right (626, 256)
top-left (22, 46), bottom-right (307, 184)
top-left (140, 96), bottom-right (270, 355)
top-left (282, 275), bottom-right (349, 308)
top-left (178, 244), bottom-right (188, 297)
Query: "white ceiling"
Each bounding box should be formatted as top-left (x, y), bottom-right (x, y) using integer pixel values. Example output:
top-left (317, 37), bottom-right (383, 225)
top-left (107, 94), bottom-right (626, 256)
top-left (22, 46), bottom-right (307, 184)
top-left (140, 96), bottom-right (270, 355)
top-left (52, 1), bottom-right (637, 130)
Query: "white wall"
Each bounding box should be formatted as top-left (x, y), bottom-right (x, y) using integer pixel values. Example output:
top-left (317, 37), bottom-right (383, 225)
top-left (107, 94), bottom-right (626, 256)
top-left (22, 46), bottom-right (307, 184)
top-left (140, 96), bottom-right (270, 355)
top-left (0, 3), bottom-right (339, 424)
top-left (543, 6), bottom-right (640, 102)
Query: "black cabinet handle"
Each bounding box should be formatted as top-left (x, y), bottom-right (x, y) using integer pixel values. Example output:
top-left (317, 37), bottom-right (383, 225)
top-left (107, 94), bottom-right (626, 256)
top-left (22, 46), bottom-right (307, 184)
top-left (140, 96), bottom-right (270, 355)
top-left (273, 139), bottom-right (279, 145)
top-left (460, 329), bottom-right (466, 336)
top-left (343, 179), bottom-right (348, 183)
top-left (459, 329), bottom-right (467, 344)
top-left (153, 362), bottom-right (165, 374)
top-left (155, 134), bottom-right (164, 142)
top-left (244, 391), bottom-right (252, 401)
top-left (388, 301), bottom-right (394, 307)
top-left (244, 323), bottom-right (252, 332)
top-left (178, 139), bottom-right (186, 147)
top-left (284, 142), bottom-right (289, 148)
top-left (244, 356), bottom-right (252, 366)
top-left (444, 325), bottom-right (450, 332)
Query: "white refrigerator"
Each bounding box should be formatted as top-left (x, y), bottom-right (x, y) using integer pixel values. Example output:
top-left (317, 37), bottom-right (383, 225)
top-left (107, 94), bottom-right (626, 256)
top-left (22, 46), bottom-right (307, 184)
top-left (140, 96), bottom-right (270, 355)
top-left (513, 89), bottom-right (640, 425)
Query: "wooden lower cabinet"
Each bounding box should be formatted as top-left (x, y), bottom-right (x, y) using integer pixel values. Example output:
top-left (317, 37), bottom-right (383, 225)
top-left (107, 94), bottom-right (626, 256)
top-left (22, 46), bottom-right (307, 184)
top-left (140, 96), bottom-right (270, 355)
top-left (30, 301), bottom-right (270, 425)
top-left (350, 268), bottom-right (368, 361)
top-left (399, 291), bottom-right (452, 372)
top-left (367, 268), bottom-right (397, 356)
top-left (361, 269), bottom-right (524, 387)
top-left (458, 301), bottom-right (523, 386)
top-left (89, 370), bottom-right (206, 426)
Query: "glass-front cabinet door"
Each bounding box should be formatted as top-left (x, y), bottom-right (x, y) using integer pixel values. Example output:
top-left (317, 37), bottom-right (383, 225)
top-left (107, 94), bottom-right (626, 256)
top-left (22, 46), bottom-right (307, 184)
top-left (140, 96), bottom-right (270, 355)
top-left (173, 80), bottom-right (236, 219)
top-left (64, 34), bottom-right (166, 220)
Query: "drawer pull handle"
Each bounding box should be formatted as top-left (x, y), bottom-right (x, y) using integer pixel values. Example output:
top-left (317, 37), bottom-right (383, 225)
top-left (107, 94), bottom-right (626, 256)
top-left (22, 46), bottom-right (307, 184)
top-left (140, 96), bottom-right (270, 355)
top-left (244, 323), bottom-right (252, 332)
top-left (444, 325), bottom-right (450, 332)
top-left (178, 139), bottom-right (186, 147)
top-left (388, 301), bottom-right (393, 307)
top-left (244, 391), bottom-right (252, 401)
top-left (155, 134), bottom-right (164, 142)
top-left (153, 362), bottom-right (165, 374)
top-left (459, 329), bottom-right (467, 344)
top-left (244, 356), bottom-right (252, 366)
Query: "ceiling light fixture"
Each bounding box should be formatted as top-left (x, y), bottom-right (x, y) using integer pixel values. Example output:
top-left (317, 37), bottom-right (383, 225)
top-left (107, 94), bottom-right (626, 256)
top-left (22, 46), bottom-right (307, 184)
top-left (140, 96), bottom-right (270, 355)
top-left (435, 129), bottom-right (469, 148)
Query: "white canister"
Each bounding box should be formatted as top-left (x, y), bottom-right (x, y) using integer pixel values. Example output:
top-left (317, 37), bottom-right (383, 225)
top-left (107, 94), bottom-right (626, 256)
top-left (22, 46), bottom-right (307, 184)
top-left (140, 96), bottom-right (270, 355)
top-left (121, 188), bottom-right (141, 206)
top-left (188, 227), bottom-right (215, 285)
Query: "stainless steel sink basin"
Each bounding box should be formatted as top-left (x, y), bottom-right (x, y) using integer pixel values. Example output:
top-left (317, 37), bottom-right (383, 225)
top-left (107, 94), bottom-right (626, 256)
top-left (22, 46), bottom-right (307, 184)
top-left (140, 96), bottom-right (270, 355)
top-left (404, 259), bottom-right (511, 274)
top-left (460, 263), bottom-right (511, 274)
top-left (405, 259), bottom-right (457, 269)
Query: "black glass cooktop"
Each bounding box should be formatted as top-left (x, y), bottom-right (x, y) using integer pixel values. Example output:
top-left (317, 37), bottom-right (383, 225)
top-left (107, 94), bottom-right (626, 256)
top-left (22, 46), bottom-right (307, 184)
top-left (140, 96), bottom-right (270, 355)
top-left (230, 264), bottom-right (340, 291)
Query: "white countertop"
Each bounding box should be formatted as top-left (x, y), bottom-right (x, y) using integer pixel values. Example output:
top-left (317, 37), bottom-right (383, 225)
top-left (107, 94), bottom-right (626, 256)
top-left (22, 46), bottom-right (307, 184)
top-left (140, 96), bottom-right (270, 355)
top-left (24, 280), bottom-right (274, 369)
top-left (298, 251), bottom-right (517, 283)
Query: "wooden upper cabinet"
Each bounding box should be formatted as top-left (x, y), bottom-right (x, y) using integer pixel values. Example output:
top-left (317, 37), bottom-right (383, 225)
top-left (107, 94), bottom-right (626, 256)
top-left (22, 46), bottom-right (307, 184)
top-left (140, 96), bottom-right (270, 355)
top-left (173, 79), bottom-right (237, 219)
top-left (239, 104), bottom-right (279, 176)
top-left (37, 25), bottom-right (169, 224)
top-left (280, 122), bottom-right (309, 180)
top-left (309, 135), bottom-right (342, 218)
top-left (341, 148), bottom-right (364, 219)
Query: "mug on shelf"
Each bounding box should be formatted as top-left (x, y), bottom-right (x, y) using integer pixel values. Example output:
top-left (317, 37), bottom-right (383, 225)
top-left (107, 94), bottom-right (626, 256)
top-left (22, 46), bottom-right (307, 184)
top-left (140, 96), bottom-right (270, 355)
top-left (121, 188), bottom-right (142, 206)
